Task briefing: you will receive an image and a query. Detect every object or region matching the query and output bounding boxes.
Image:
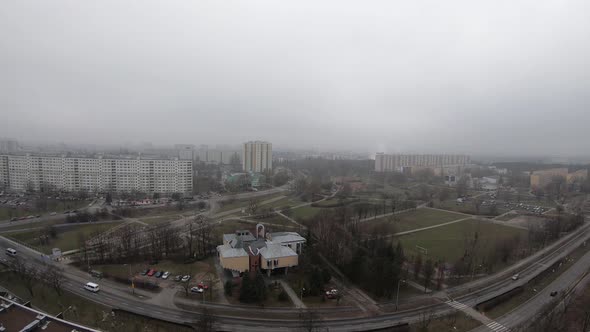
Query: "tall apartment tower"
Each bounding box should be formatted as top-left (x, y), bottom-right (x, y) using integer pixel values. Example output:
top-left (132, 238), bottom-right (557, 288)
top-left (242, 141), bottom-right (272, 173)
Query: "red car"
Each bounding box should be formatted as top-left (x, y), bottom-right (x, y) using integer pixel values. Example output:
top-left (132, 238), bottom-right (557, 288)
top-left (147, 269), bottom-right (156, 277)
top-left (197, 282), bottom-right (209, 290)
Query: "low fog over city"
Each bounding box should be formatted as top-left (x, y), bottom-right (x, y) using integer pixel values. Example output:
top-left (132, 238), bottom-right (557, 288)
top-left (2, 2), bottom-right (590, 332)
top-left (2, 1), bottom-right (590, 157)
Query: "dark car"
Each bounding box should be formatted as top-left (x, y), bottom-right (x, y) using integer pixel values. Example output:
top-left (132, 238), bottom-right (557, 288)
top-left (174, 275), bottom-right (182, 282)
top-left (10, 217), bottom-right (16, 222)
top-left (140, 269), bottom-right (149, 276)
top-left (550, 291), bottom-right (558, 297)
top-left (154, 271), bottom-right (163, 278)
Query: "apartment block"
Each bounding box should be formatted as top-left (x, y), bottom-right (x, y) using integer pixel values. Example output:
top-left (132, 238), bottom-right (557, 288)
top-left (375, 153), bottom-right (470, 172)
top-left (243, 141), bottom-right (272, 173)
top-left (0, 154), bottom-right (192, 194)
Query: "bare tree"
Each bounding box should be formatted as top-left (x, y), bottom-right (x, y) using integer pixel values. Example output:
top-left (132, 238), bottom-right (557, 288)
top-left (423, 259), bottom-right (434, 292)
top-left (248, 198), bottom-right (260, 215)
top-left (195, 307), bottom-right (216, 332)
top-left (12, 258), bottom-right (39, 297)
top-left (299, 309), bottom-right (320, 332)
top-left (415, 309), bottom-right (435, 332)
top-left (44, 264), bottom-right (65, 296)
top-left (413, 254), bottom-right (423, 280)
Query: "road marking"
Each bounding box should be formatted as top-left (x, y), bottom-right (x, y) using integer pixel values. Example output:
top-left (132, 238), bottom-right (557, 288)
top-left (486, 320), bottom-right (509, 332)
top-left (445, 300), bottom-right (468, 310)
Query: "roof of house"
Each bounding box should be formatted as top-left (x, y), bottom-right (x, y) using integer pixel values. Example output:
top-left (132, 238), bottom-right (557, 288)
top-left (223, 232), bottom-right (256, 249)
top-left (260, 243), bottom-right (297, 259)
top-left (269, 232), bottom-right (306, 244)
top-left (217, 244), bottom-right (249, 258)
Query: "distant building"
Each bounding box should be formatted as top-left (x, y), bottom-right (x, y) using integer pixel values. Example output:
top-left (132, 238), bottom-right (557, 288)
top-left (0, 295), bottom-right (99, 332)
top-left (530, 168), bottom-right (568, 190)
top-left (0, 138), bottom-right (18, 153)
top-left (217, 225), bottom-right (305, 276)
top-left (174, 144), bottom-right (195, 160)
top-left (567, 169), bottom-right (588, 185)
top-left (375, 153), bottom-right (470, 172)
top-left (0, 153), bottom-right (192, 194)
top-left (243, 141), bottom-right (272, 173)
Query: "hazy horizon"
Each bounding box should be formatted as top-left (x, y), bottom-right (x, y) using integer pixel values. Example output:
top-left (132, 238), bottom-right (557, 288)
top-left (2, 1), bottom-right (590, 157)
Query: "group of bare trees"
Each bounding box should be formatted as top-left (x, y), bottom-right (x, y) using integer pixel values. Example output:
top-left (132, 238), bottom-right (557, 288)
top-left (80, 214), bottom-right (215, 266)
top-left (9, 258), bottom-right (65, 298)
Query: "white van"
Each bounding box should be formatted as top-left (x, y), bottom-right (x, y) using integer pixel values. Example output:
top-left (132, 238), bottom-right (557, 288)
top-left (84, 282), bottom-right (100, 293)
top-left (5, 248), bottom-right (16, 257)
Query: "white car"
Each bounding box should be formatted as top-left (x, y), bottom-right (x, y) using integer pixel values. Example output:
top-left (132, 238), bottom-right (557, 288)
top-left (511, 274), bottom-right (520, 280)
top-left (162, 271), bottom-right (170, 279)
top-left (191, 286), bottom-right (204, 293)
top-left (181, 275), bottom-right (191, 282)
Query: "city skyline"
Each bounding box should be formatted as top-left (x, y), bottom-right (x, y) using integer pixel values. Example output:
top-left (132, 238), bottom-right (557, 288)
top-left (2, 1), bottom-right (590, 157)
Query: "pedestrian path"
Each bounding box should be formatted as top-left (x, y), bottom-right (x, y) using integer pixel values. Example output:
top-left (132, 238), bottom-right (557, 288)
top-left (444, 299), bottom-right (510, 332)
top-left (277, 280), bottom-right (306, 309)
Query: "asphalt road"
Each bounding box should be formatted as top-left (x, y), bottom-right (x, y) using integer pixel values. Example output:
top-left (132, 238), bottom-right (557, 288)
top-left (2, 219), bottom-right (590, 332)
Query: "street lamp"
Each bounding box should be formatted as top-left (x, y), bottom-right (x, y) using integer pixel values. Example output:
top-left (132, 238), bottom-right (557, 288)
top-left (395, 279), bottom-right (406, 311)
top-left (300, 287), bottom-right (305, 303)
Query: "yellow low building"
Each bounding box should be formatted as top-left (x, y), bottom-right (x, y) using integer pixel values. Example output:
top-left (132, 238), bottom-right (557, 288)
top-left (217, 226), bottom-right (306, 276)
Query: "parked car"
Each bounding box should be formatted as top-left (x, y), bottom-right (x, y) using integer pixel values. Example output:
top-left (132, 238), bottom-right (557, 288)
top-left (50, 212), bottom-right (57, 216)
top-left (197, 282), bottom-right (209, 290)
top-left (35, 215), bottom-right (41, 218)
top-left (140, 269), bottom-right (149, 276)
top-left (325, 289), bottom-right (339, 299)
top-left (162, 272), bottom-right (170, 279)
top-left (550, 291), bottom-right (558, 297)
top-left (9, 217), bottom-right (16, 222)
top-left (191, 286), bottom-right (204, 293)
top-left (154, 271), bottom-right (163, 278)
top-left (181, 275), bottom-right (191, 282)
top-left (511, 274), bottom-right (520, 281)
top-left (174, 275), bottom-right (182, 282)
top-left (64, 211), bottom-right (70, 214)
top-left (147, 269), bottom-right (156, 277)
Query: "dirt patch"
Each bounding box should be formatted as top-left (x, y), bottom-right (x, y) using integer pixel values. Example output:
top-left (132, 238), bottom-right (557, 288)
top-left (506, 215), bottom-right (549, 228)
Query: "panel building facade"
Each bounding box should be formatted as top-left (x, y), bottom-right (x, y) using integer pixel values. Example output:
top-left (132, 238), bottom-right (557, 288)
top-left (242, 141), bottom-right (272, 173)
top-left (0, 154), bottom-right (192, 194)
top-left (375, 153), bottom-right (470, 172)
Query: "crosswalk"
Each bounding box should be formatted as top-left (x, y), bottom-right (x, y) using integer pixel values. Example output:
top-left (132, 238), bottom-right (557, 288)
top-left (485, 320), bottom-right (509, 332)
top-left (444, 300), bottom-right (510, 332)
top-left (445, 299), bottom-right (469, 310)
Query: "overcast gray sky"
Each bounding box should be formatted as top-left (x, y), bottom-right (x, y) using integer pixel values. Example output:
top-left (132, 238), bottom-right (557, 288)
top-left (1, 1), bottom-right (589, 156)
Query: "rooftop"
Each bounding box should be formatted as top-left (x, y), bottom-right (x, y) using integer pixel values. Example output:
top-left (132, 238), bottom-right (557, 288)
top-left (260, 243), bottom-right (297, 259)
top-left (0, 296), bottom-right (99, 332)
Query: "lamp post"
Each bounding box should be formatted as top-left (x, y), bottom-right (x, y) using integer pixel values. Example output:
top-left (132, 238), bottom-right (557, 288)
top-left (300, 287), bottom-right (305, 303)
top-left (395, 279), bottom-right (406, 311)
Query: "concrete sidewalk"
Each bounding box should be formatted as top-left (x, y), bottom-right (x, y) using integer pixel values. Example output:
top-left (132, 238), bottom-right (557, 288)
top-left (277, 280), bottom-right (306, 308)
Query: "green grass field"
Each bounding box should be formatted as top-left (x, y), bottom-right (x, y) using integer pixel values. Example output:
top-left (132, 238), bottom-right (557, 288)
top-left (249, 213), bottom-right (295, 227)
top-left (7, 222), bottom-right (121, 254)
top-left (289, 205), bottom-right (324, 221)
top-left (0, 199), bottom-right (91, 222)
top-left (360, 208), bottom-right (466, 235)
top-left (397, 218), bottom-right (527, 263)
top-left (218, 193), bottom-right (286, 212)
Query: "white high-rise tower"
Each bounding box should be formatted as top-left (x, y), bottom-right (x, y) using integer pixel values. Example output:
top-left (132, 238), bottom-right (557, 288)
top-left (242, 141), bottom-right (272, 173)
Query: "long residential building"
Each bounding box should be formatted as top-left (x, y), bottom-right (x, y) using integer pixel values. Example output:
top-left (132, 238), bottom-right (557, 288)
top-left (0, 154), bottom-right (192, 194)
top-left (375, 153), bottom-right (470, 172)
top-left (242, 141), bottom-right (272, 173)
